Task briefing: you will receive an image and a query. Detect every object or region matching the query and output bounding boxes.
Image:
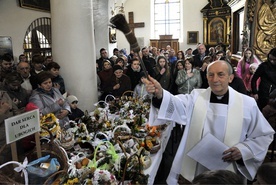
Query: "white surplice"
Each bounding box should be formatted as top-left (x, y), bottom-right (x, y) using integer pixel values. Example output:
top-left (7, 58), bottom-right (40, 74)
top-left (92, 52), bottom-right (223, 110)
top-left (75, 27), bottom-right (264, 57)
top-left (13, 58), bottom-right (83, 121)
top-left (149, 87), bottom-right (275, 184)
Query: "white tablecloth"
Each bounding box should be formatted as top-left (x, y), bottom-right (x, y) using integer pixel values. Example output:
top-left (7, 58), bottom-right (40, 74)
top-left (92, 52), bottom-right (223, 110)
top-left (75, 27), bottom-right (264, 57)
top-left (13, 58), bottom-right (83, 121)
top-left (144, 122), bottom-right (174, 185)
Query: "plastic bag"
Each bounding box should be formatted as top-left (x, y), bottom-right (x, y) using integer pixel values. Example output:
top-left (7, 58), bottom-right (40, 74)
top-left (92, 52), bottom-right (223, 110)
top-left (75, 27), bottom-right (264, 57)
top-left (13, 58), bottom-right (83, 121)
top-left (27, 155), bottom-right (60, 178)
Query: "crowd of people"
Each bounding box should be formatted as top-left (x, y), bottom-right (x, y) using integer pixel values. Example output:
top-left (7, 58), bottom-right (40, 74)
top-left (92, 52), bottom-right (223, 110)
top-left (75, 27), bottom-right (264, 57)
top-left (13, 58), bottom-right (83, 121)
top-left (0, 43), bottom-right (276, 183)
top-left (95, 45), bottom-right (276, 184)
top-left (0, 53), bottom-right (84, 163)
top-left (96, 45), bottom-right (276, 113)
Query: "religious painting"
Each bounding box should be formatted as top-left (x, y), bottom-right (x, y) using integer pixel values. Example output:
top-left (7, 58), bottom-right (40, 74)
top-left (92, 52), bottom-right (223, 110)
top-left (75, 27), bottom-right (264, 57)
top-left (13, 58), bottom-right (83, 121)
top-left (0, 36), bottom-right (13, 59)
top-left (208, 17), bottom-right (226, 45)
top-left (187, 31), bottom-right (199, 44)
top-left (19, 0), bottom-right (50, 12)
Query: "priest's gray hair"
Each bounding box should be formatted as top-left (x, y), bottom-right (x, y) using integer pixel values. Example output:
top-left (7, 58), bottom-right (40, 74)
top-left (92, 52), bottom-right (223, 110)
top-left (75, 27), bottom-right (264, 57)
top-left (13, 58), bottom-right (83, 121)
top-left (207, 60), bottom-right (233, 75)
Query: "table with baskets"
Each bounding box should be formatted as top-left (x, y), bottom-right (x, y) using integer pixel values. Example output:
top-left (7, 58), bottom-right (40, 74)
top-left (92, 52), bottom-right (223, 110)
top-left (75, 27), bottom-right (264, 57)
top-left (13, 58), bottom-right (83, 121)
top-left (0, 94), bottom-right (174, 185)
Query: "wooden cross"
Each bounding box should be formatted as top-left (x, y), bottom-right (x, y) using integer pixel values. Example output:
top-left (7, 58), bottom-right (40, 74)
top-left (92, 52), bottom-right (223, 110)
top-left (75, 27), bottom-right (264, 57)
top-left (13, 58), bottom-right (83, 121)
top-left (128, 12), bottom-right (145, 34)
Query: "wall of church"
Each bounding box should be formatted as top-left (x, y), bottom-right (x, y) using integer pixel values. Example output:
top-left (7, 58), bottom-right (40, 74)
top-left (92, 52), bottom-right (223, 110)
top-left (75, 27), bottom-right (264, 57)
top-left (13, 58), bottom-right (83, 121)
top-left (0, 0), bottom-right (50, 62)
top-left (115, 0), bottom-right (150, 54)
top-left (0, 0), bottom-right (208, 59)
top-left (182, 0), bottom-right (207, 50)
top-left (116, 0), bottom-right (207, 52)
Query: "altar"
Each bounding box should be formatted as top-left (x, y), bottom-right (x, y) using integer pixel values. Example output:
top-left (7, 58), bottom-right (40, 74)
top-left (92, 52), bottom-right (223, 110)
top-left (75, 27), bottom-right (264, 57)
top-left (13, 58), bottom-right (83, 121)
top-left (150, 35), bottom-right (179, 52)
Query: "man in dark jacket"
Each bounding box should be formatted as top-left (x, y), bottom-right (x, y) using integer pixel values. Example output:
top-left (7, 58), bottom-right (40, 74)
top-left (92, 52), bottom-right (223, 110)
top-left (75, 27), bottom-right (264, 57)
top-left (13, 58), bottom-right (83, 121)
top-left (142, 47), bottom-right (156, 77)
top-left (96, 48), bottom-right (113, 72)
top-left (252, 47), bottom-right (276, 111)
top-left (193, 44), bottom-right (209, 69)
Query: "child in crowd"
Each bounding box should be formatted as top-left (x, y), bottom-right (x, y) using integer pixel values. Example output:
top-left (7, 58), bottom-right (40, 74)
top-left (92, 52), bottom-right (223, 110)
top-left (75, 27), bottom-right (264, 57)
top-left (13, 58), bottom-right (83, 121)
top-left (67, 95), bottom-right (84, 122)
top-left (246, 63), bottom-right (260, 96)
top-left (46, 61), bottom-right (66, 95)
top-left (133, 72), bottom-right (150, 98)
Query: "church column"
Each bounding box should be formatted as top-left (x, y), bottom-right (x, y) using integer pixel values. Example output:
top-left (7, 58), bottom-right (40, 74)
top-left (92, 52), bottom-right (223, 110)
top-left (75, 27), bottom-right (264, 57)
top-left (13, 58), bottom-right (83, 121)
top-left (93, 0), bottom-right (111, 58)
top-left (226, 15), bottom-right (231, 45)
top-left (50, 0), bottom-right (98, 112)
top-left (203, 18), bottom-right (208, 45)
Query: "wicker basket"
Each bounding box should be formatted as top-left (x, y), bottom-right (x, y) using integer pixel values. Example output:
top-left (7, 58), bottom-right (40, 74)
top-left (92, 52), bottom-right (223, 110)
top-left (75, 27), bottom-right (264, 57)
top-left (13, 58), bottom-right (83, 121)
top-left (112, 124), bottom-right (132, 139)
top-left (25, 127), bottom-right (69, 184)
top-left (145, 136), bottom-right (161, 154)
top-left (55, 129), bottom-right (75, 150)
top-left (120, 147), bottom-right (149, 184)
top-left (0, 160), bottom-right (27, 185)
top-left (122, 90), bottom-right (134, 97)
top-left (116, 138), bottom-right (151, 171)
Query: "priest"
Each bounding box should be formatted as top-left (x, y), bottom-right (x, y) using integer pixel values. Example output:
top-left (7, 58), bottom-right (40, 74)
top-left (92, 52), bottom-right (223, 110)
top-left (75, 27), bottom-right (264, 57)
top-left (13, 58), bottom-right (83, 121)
top-left (145, 60), bottom-right (275, 184)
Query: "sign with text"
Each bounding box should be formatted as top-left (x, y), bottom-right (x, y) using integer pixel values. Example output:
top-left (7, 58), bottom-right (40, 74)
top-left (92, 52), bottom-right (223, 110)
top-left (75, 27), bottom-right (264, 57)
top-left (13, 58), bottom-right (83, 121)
top-left (5, 109), bottom-right (40, 144)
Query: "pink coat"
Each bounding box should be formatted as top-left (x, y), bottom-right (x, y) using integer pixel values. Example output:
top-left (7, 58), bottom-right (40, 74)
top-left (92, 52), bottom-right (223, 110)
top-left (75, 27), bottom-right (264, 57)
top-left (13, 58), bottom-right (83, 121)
top-left (236, 58), bottom-right (260, 91)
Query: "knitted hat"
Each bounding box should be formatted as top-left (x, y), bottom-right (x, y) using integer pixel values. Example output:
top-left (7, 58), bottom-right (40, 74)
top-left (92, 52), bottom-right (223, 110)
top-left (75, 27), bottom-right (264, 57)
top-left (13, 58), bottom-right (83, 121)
top-left (67, 95), bottom-right (78, 104)
top-left (113, 64), bottom-right (123, 72)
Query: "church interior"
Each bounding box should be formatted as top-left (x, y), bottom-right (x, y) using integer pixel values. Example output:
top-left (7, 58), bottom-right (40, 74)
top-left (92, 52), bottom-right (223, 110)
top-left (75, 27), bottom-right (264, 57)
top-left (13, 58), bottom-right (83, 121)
top-left (0, 0), bottom-right (276, 184)
top-left (1, 0), bottom-right (275, 111)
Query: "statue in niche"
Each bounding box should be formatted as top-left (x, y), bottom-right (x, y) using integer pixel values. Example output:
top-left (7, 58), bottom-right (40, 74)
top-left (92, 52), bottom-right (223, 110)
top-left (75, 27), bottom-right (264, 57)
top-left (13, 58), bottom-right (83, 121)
top-left (255, 0), bottom-right (276, 61)
top-left (215, 22), bottom-right (224, 43)
top-left (241, 21), bottom-right (250, 50)
top-left (208, 0), bottom-right (224, 8)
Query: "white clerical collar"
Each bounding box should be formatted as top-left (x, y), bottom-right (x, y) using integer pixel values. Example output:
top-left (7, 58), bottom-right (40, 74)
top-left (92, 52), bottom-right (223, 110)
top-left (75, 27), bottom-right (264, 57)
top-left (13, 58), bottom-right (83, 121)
top-left (210, 91), bottom-right (229, 104)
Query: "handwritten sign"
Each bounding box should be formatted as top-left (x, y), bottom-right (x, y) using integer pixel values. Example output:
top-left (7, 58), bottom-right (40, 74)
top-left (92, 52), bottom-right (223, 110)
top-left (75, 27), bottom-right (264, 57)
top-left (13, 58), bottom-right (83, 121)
top-left (5, 109), bottom-right (40, 144)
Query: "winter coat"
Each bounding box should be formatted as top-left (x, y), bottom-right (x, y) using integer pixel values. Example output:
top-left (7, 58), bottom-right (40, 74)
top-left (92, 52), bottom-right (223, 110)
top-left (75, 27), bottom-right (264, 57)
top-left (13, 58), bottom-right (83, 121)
top-left (29, 87), bottom-right (71, 127)
top-left (175, 68), bottom-right (202, 94)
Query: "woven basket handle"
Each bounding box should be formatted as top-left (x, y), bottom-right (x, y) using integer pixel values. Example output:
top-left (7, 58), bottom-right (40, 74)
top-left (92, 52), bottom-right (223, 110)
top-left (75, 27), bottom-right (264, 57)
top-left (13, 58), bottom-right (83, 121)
top-left (105, 94), bottom-right (116, 103)
top-left (94, 132), bottom-right (109, 141)
top-left (94, 100), bottom-right (108, 108)
top-left (0, 160), bottom-right (29, 185)
top-left (122, 90), bottom-right (134, 97)
top-left (112, 124), bottom-right (131, 138)
top-left (92, 141), bottom-right (114, 168)
top-left (120, 153), bottom-right (141, 184)
top-left (115, 139), bottom-right (128, 157)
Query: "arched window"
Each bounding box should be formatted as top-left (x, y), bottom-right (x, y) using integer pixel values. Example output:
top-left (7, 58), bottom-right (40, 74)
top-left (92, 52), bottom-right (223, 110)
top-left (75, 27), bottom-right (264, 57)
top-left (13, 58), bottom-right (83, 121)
top-left (23, 17), bottom-right (51, 61)
top-left (154, 0), bottom-right (181, 38)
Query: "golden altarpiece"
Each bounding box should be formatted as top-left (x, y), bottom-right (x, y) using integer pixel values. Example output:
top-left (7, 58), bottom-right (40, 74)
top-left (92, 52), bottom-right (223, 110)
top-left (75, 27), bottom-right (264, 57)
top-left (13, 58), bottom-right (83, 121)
top-left (249, 0), bottom-right (275, 61)
top-left (228, 0), bottom-right (275, 61)
top-left (201, 0), bottom-right (231, 49)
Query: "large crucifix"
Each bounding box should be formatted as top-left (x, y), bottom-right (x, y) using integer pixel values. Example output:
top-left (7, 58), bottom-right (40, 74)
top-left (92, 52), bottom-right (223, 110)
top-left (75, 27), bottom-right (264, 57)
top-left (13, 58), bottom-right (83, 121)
top-left (128, 12), bottom-right (145, 34)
